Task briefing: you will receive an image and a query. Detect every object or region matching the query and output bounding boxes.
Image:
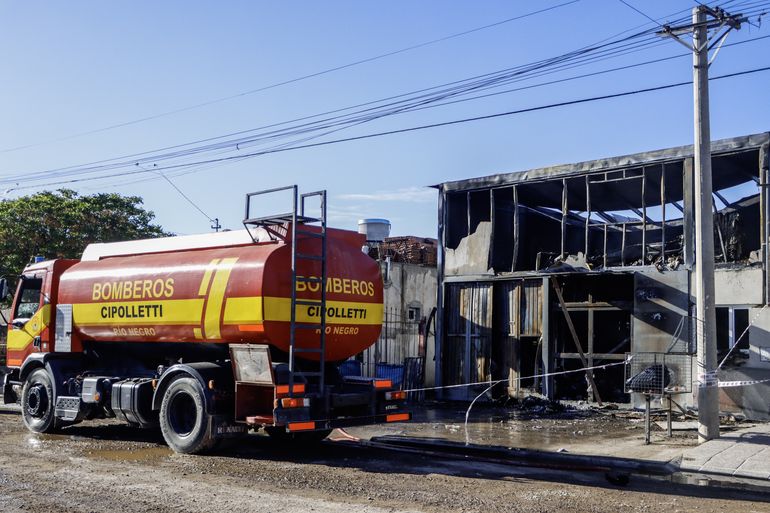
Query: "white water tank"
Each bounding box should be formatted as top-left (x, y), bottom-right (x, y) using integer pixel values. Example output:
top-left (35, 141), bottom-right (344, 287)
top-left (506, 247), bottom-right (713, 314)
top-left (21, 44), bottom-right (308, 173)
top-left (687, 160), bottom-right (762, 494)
top-left (358, 218), bottom-right (391, 242)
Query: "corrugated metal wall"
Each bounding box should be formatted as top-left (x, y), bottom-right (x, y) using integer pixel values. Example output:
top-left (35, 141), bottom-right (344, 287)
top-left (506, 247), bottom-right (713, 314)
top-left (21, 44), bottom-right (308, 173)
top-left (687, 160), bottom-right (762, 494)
top-left (443, 279), bottom-right (543, 398)
top-left (519, 280), bottom-right (543, 337)
top-left (443, 283), bottom-right (492, 389)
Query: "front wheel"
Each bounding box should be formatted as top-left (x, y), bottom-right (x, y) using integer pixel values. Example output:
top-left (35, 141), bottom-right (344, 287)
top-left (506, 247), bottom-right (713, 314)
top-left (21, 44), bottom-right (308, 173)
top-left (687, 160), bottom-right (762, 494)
top-left (159, 377), bottom-right (215, 454)
top-left (21, 368), bottom-right (58, 434)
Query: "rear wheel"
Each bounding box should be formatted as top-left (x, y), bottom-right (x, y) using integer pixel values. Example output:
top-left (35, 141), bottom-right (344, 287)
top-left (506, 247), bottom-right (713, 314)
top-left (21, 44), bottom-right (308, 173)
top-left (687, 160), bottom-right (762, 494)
top-left (159, 377), bottom-right (215, 454)
top-left (21, 368), bottom-right (58, 434)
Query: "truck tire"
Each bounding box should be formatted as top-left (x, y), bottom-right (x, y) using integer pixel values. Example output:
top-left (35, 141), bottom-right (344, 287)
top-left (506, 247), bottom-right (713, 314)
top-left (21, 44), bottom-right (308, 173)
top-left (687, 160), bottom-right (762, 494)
top-left (159, 376), bottom-right (215, 454)
top-left (265, 426), bottom-right (332, 444)
top-left (21, 368), bottom-right (58, 434)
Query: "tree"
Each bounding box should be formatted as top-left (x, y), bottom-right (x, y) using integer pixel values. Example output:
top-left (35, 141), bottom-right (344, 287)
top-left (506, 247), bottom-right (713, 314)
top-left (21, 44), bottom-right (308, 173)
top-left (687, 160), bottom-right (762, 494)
top-left (0, 189), bottom-right (170, 281)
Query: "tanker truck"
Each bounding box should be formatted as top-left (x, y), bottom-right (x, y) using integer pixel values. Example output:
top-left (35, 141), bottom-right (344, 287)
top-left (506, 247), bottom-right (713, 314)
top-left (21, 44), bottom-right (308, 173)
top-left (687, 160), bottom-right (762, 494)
top-left (1, 186), bottom-right (409, 453)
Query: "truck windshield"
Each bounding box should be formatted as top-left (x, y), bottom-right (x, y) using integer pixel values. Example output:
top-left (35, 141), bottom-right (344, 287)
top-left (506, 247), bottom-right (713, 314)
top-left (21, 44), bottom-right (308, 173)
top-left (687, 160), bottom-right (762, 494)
top-left (15, 277), bottom-right (42, 319)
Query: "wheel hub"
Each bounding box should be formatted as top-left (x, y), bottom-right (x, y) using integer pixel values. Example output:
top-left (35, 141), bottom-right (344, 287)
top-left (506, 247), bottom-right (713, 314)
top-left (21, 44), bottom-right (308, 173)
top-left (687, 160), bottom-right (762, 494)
top-left (168, 392), bottom-right (196, 436)
top-left (26, 384), bottom-right (48, 418)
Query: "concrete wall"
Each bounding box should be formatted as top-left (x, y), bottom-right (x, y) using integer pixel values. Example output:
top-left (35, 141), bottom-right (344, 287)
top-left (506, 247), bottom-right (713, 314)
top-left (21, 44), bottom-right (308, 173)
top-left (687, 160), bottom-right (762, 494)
top-left (382, 261), bottom-right (438, 386)
top-left (383, 261), bottom-right (438, 318)
top-left (715, 267), bottom-right (763, 305)
top-left (444, 222), bottom-right (492, 276)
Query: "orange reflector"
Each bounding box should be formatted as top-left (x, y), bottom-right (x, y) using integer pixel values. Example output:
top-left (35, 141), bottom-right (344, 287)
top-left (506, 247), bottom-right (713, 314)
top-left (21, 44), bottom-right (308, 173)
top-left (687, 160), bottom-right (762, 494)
top-left (151, 379), bottom-right (158, 389)
top-left (386, 413), bottom-right (410, 423)
top-left (279, 397), bottom-right (310, 409)
top-left (374, 379), bottom-right (392, 389)
top-left (208, 379), bottom-right (216, 390)
top-left (276, 383), bottom-right (306, 396)
top-left (238, 324), bottom-right (265, 332)
top-left (288, 421), bottom-right (315, 432)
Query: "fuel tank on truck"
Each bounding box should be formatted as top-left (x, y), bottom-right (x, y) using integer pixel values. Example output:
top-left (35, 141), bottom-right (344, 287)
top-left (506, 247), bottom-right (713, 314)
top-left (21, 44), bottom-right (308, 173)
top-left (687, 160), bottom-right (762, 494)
top-left (56, 226), bottom-right (383, 361)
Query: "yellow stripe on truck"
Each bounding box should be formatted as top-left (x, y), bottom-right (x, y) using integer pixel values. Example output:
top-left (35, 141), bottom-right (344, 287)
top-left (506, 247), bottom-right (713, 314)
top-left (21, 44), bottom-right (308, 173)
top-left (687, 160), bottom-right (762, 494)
top-left (223, 296), bottom-right (263, 324)
top-left (198, 258), bottom-right (220, 296)
top-left (70, 295), bottom-right (382, 328)
top-left (203, 257), bottom-right (239, 339)
top-left (261, 297), bottom-right (383, 325)
top-left (73, 299), bottom-right (205, 325)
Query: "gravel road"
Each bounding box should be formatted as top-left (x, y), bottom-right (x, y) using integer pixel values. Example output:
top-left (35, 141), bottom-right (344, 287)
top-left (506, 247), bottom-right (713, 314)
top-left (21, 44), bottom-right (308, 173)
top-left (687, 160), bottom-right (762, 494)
top-left (0, 407), bottom-right (768, 513)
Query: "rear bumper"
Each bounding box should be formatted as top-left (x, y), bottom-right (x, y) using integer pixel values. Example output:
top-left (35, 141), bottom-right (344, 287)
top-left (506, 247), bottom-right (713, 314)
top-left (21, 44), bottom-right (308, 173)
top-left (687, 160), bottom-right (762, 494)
top-left (282, 411), bottom-right (412, 432)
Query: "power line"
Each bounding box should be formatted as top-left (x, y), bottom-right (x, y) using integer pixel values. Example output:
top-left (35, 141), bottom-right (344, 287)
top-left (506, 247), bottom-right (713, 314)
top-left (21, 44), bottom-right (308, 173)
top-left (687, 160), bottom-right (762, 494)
top-left (137, 163), bottom-right (215, 223)
top-left (0, 0), bottom-right (582, 154)
top-left (5, 2), bottom-right (762, 186)
top-left (2, 27), bottom-right (671, 183)
top-left (15, 64), bottom-right (770, 191)
top-left (406, 32), bottom-right (770, 113)
top-left (5, 3), bottom-right (713, 181)
top-left (617, 0), bottom-right (663, 26)
top-left (13, 26), bottom-right (766, 188)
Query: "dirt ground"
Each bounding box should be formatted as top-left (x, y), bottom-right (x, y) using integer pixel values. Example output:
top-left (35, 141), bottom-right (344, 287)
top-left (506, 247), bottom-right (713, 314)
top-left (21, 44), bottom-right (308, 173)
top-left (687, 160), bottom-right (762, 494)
top-left (1, 406), bottom-right (769, 513)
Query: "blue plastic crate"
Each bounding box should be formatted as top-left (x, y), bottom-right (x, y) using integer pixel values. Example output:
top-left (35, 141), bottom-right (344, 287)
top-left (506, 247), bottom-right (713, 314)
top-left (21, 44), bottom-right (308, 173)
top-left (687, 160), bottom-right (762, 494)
top-left (375, 363), bottom-right (404, 388)
top-left (338, 359), bottom-right (363, 377)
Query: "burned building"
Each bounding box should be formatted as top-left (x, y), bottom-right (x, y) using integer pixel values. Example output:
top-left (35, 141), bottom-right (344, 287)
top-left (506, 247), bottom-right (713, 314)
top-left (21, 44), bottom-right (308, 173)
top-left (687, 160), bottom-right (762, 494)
top-left (434, 132), bottom-right (770, 418)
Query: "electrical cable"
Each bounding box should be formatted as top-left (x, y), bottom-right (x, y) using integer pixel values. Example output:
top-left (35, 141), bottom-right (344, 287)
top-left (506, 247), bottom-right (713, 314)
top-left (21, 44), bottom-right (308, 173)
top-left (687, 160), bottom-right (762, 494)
top-left (617, 0), bottom-right (663, 26)
top-left (139, 164), bottom-right (215, 223)
top-left (4, 2), bottom-right (764, 188)
top-left (2, 3), bottom-right (707, 171)
top-left (0, 0), bottom-right (582, 154)
top-left (0, 28), bottom-right (676, 183)
top-left (12, 63), bottom-right (770, 191)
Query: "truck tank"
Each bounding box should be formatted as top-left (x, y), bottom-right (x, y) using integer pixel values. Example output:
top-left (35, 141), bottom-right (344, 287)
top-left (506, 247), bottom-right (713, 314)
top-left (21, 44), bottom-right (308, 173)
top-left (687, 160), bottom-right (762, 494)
top-left (56, 226), bottom-right (383, 362)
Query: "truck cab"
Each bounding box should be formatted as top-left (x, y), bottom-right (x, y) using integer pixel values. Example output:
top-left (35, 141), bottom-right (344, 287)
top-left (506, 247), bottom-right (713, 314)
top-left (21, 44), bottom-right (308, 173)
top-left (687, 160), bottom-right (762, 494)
top-left (2, 259), bottom-right (78, 402)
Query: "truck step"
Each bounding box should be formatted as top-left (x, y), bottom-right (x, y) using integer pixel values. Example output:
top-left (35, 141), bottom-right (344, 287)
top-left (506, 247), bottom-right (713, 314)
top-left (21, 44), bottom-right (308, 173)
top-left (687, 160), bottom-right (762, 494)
top-left (54, 396), bottom-right (83, 422)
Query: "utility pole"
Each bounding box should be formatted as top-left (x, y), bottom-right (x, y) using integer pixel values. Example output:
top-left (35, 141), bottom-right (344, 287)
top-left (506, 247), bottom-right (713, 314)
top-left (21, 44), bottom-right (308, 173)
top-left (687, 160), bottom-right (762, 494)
top-left (691, 6), bottom-right (719, 443)
top-left (659, 5), bottom-right (744, 443)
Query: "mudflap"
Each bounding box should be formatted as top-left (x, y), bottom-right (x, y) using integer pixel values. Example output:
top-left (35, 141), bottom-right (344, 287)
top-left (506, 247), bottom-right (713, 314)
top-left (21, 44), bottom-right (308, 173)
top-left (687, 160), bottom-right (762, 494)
top-left (2, 369), bottom-right (19, 405)
top-left (211, 415), bottom-right (248, 438)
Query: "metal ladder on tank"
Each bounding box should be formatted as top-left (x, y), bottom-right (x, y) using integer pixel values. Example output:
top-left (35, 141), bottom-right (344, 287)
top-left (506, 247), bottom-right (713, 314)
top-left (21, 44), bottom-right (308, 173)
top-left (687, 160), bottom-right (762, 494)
top-left (243, 185), bottom-right (328, 397)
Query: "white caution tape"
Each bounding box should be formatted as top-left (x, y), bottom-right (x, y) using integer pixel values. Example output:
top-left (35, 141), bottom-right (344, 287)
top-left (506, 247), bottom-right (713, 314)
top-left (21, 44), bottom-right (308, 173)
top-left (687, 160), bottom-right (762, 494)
top-left (697, 371), bottom-right (719, 388)
top-left (696, 377), bottom-right (770, 388)
top-left (716, 378), bottom-right (770, 388)
top-left (401, 358), bottom-right (631, 394)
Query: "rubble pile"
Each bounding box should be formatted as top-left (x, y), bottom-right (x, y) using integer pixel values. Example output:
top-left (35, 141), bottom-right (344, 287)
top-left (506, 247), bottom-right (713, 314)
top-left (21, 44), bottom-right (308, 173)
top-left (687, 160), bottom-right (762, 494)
top-left (370, 236), bottom-right (438, 266)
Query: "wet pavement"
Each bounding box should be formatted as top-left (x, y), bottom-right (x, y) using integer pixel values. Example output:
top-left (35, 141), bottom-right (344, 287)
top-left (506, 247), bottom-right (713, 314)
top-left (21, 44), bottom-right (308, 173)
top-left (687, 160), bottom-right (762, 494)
top-left (347, 401), bottom-right (770, 485)
top-left (347, 401), bottom-right (689, 461)
top-left (1, 401), bottom-right (770, 512)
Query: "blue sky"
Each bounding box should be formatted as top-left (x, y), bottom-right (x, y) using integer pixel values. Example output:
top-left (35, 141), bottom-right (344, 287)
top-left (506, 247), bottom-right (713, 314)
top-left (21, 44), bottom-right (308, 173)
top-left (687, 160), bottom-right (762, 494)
top-left (1, 1), bottom-right (768, 238)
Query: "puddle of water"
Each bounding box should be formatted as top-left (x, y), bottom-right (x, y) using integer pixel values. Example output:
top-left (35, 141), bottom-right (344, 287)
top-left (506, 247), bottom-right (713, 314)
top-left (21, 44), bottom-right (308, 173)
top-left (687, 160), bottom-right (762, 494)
top-left (86, 446), bottom-right (172, 462)
top-left (352, 405), bottom-right (648, 455)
